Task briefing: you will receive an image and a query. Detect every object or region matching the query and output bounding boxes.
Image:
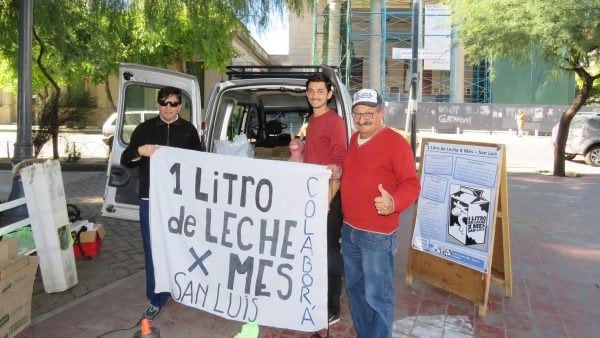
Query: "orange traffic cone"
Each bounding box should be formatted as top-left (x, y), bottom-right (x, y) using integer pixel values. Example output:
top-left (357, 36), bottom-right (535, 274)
top-left (133, 318), bottom-right (161, 338)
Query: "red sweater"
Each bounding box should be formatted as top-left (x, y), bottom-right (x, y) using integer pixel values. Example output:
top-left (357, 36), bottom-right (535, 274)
top-left (341, 127), bottom-right (420, 234)
top-left (303, 109), bottom-right (347, 167)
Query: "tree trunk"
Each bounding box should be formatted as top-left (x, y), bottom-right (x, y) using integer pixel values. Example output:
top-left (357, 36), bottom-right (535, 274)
top-left (553, 68), bottom-right (593, 176)
top-left (33, 27), bottom-right (61, 159)
top-left (48, 92), bottom-right (60, 159)
top-left (174, 49), bottom-right (184, 72)
top-left (104, 78), bottom-right (116, 112)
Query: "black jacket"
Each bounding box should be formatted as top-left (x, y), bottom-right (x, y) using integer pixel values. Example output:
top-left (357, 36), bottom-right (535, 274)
top-left (121, 116), bottom-right (202, 198)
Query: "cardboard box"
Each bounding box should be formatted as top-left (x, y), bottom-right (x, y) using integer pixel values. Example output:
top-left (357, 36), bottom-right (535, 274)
top-left (0, 238), bottom-right (39, 338)
top-left (72, 224), bottom-right (106, 259)
top-left (0, 239), bottom-right (18, 261)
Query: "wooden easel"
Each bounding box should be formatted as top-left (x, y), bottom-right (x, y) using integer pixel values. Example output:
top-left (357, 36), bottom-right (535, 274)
top-left (406, 139), bottom-right (512, 317)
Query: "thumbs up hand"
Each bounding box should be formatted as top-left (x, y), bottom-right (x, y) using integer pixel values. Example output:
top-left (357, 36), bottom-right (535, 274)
top-left (374, 184), bottom-right (394, 216)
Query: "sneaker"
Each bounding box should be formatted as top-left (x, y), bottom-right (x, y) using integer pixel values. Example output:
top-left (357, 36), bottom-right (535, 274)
top-left (143, 304), bottom-right (161, 320)
top-left (328, 312), bottom-right (340, 326)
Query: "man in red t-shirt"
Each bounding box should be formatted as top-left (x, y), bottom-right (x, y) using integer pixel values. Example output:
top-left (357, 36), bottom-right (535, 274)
top-left (303, 73), bottom-right (347, 325)
top-left (341, 88), bottom-right (420, 338)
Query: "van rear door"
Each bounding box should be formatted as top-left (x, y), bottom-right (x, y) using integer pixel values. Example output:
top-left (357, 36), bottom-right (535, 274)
top-left (102, 63), bottom-right (202, 221)
top-left (323, 66), bottom-right (353, 143)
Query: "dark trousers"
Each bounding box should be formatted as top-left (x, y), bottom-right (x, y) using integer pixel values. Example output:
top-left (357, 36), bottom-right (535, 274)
top-left (328, 192), bottom-right (344, 316)
top-left (140, 199), bottom-right (170, 307)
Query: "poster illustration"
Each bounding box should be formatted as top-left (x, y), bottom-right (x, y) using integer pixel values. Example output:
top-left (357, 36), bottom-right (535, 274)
top-left (447, 185), bottom-right (490, 250)
top-left (412, 141), bottom-right (501, 272)
top-left (149, 147), bottom-right (330, 332)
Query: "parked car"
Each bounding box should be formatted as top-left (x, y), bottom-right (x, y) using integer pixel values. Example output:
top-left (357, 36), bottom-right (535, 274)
top-left (102, 111), bottom-right (158, 151)
top-left (102, 64), bottom-right (354, 220)
top-left (552, 112), bottom-right (600, 166)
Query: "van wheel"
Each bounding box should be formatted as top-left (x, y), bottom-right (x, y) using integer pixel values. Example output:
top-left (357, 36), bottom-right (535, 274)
top-left (584, 145), bottom-right (600, 166)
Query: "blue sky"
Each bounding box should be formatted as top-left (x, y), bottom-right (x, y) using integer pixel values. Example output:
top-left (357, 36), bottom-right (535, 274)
top-left (249, 12), bottom-right (289, 55)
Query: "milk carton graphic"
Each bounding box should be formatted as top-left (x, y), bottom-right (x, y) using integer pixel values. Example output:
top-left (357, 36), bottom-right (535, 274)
top-left (448, 185), bottom-right (489, 246)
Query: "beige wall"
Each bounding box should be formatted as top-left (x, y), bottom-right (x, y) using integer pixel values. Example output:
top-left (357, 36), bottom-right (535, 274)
top-left (288, 7), bottom-right (314, 65)
top-left (84, 76), bottom-right (120, 127)
top-left (231, 30), bottom-right (270, 66)
top-left (0, 91), bottom-right (14, 124)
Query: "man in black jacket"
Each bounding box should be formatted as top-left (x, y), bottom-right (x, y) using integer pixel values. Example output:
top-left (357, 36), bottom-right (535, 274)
top-left (121, 86), bottom-right (202, 320)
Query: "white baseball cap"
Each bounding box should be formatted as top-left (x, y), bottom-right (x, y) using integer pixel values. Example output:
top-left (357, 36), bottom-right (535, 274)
top-left (352, 89), bottom-right (382, 108)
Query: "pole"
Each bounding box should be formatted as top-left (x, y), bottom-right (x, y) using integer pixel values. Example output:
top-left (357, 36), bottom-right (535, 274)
top-left (14, 0), bottom-right (34, 164)
top-left (5, 0), bottom-right (33, 212)
top-left (409, 0), bottom-right (420, 158)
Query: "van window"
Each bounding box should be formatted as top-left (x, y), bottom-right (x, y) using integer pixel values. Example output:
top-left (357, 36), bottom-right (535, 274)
top-left (120, 84), bottom-right (192, 144)
top-left (124, 113), bottom-right (143, 125)
top-left (211, 99), bottom-right (235, 145)
top-left (228, 104), bottom-right (246, 141)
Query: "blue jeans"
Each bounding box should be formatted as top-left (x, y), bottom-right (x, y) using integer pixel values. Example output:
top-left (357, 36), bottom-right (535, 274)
top-left (342, 224), bottom-right (398, 338)
top-left (140, 199), bottom-right (170, 307)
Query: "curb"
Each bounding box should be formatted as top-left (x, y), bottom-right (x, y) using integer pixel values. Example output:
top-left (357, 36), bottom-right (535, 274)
top-left (0, 159), bottom-right (107, 172)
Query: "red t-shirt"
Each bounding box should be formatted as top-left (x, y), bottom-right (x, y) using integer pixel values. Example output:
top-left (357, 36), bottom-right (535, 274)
top-left (341, 127), bottom-right (421, 234)
top-left (303, 109), bottom-right (347, 167)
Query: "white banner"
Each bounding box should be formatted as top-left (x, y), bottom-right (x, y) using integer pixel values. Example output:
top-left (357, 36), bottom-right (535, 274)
top-left (424, 4), bottom-right (451, 70)
top-left (149, 147), bottom-right (330, 332)
top-left (392, 5), bottom-right (451, 70)
top-left (392, 48), bottom-right (449, 60)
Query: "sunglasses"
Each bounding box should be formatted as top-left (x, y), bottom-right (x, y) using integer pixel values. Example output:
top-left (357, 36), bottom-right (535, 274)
top-left (158, 100), bottom-right (181, 107)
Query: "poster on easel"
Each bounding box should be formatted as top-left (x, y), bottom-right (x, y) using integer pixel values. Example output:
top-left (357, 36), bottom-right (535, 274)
top-left (412, 140), bottom-right (501, 272)
top-left (408, 138), bottom-right (512, 316)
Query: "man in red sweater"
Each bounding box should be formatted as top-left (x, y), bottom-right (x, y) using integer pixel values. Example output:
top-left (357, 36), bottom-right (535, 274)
top-left (303, 73), bottom-right (347, 325)
top-left (340, 88), bottom-right (420, 338)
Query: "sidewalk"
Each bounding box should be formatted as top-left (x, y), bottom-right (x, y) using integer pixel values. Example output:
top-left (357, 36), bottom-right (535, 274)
top-left (10, 137), bottom-right (600, 337)
top-left (16, 173), bottom-right (600, 338)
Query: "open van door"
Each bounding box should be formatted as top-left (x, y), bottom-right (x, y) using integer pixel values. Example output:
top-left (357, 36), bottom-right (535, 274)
top-left (323, 66), bottom-right (354, 143)
top-left (102, 63), bottom-right (202, 221)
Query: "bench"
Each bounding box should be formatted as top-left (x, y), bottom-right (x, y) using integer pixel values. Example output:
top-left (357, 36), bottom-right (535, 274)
top-left (0, 197), bottom-right (34, 255)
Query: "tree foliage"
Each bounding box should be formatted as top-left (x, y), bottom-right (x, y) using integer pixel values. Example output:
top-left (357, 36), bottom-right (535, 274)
top-left (445, 0), bottom-right (600, 176)
top-left (1, 0), bottom-right (307, 86)
top-left (0, 0), bottom-right (308, 158)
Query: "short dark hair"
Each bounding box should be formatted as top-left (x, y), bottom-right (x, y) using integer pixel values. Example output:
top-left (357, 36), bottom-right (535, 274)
top-left (157, 86), bottom-right (182, 103)
top-left (306, 73), bottom-right (332, 92)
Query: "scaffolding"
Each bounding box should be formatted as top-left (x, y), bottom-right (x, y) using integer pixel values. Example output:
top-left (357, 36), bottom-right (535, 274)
top-left (312, 0), bottom-right (491, 103)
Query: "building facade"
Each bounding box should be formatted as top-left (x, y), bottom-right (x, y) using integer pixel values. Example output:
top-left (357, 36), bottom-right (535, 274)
top-left (284, 0), bottom-right (574, 105)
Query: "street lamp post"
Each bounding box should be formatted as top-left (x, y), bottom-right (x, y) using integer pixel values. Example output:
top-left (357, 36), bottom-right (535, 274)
top-left (6, 0), bottom-right (34, 212)
top-left (14, 0), bottom-right (34, 164)
top-left (409, 0), bottom-right (420, 158)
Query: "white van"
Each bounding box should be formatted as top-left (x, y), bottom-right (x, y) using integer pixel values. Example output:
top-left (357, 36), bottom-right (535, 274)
top-left (102, 63), bottom-right (353, 220)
